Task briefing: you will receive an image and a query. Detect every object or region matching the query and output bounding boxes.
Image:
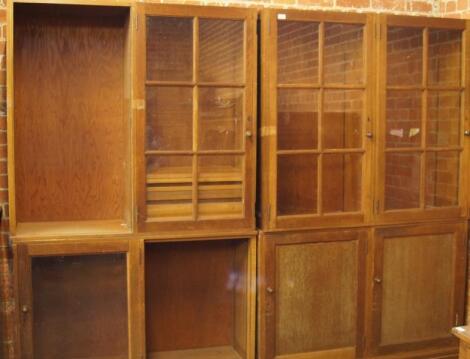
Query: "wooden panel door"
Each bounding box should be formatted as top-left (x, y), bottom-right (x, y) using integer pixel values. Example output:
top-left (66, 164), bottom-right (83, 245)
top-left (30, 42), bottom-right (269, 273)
top-left (259, 229), bottom-right (368, 359)
top-left (15, 239), bottom-right (142, 359)
top-left (369, 222), bottom-right (467, 357)
top-left (375, 15), bottom-right (470, 224)
top-left (136, 4), bottom-right (257, 233)
top-left (259, 9), bottom-right (374, 231)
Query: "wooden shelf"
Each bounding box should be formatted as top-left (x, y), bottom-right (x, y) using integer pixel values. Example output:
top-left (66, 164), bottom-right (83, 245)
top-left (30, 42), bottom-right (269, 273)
top-left (148, 346), bottom-right (243, 359)
top-left (15, 220), bottom-right (130, 238)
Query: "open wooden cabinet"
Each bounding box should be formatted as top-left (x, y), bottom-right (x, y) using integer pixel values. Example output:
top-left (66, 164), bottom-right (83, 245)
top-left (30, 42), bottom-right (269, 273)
top-left (144, 236), bottom-right (256, 359)
top-left (135, 4), bottom-right (257, 234)
top-left (8, 1), bottom-right (134, 238)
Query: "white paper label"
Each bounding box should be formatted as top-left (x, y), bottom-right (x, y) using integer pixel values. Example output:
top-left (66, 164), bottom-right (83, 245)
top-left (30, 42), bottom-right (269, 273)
top-left (277, 13), bottom-right (287, 20)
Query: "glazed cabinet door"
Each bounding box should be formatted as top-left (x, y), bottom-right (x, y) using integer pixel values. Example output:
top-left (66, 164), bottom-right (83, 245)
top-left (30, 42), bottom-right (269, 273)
top-left (375, 15), bottom-right (470, 224)
top-left (259, 229), bottom-right (368, 359)
top-left (136, 4), bottom-right (257, 233)
top-left (369, 222), bottom-right (467, 356)
top-left (15, 240), bottom-right (141, 359)
top-left (260, 10), bottom-right (374, 231)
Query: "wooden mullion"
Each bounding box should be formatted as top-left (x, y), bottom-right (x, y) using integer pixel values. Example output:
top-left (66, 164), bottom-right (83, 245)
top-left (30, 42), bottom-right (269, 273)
top-left (146, 80), bottom-right (195, 87)
top-left (192, 16), bottom-right (199, 221)
top-left (318, 22), bottom-right (324, 215)
top-left (420, 28), bottom-right (429, 210)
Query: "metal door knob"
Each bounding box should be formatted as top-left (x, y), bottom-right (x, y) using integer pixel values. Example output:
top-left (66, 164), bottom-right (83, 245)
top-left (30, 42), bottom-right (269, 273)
top-left (464, 130), bottom-right (470, 136)
top-left (266, 287), bottom-right (274, 294)
top-left (366, 131), bottom-right (373, 138)
top-left (246, 130), bottom-right (253, 138)
top-left (374, 278), bottom-right (382, 284)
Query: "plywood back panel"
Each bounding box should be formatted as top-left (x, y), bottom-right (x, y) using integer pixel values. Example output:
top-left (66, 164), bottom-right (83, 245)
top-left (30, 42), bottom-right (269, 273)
top-left (145, 239), bottom-right (248, 354)
top-left (381, 234), bottom-right (454, 345)
top-left (31, 254), bottom-right (129, 359)
top-left (275, 240), bottom-right (358, 356)
top-left (14, 4), bottom-right (129, 222)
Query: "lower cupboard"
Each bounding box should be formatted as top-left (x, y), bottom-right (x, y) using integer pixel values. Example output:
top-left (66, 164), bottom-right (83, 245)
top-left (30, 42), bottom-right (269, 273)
top-left (258, 222), bottom-right (467, 359)
top-left (14, 236), bottom-right (256, 359)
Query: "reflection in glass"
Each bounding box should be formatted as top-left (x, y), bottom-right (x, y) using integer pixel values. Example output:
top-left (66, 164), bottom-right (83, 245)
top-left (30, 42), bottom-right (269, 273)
top-left (199, 88), bottom-right (243, 151)
top-left (199, 19), bottom-right (244, 83)
top-left (324, 23), bottom-right (364, 84)
top-left (277, 154), bottom-right (317, 216)
top-left (278, 89), bottom-right (318, 150)
top-left (385, 152), bottom-right (421, 210)
top-left (425, 151), bottom-right (459, 207)
top-left (387, 27), bottom-right (423, 86)
top-left (146, 87), bottom-right (193, 150)
top-left (386, 91), bottom-right (422, 148)
top-left (323, 90), bottom-right (363, 149)
top-left (277, 21), bottom-right (319, 84)
top-left (147, 17), bottom-right (193, 81)
top-left (323, 153), bottom-right (362, 213)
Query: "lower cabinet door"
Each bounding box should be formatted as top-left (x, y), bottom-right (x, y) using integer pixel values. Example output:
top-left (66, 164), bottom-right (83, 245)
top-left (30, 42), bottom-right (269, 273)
top-left (16, 240), bottom-right (134, 359)
top-left (370, 222), bottom-right (467, 357)
top-left (259, 229), bottom-right (368, 359)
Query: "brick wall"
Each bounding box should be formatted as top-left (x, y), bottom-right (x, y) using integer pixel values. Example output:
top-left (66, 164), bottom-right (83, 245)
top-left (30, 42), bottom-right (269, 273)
top-left (0, 0), bottom-right (468, 358)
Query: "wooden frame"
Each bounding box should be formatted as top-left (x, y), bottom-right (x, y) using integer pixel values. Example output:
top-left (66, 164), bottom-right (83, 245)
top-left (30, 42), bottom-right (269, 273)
top-left (7, 0), bottom-right (135, 239)
top-left (135, 3), bottom-right (257, 234)
top-left (143, 235), bottom-right (257, 359)
top-left (259, 9), bottom-right (375, 231)
top-left (367, 221), bottom-right (467, 357)
top-left (374, 15), bottom-right (470, 225)
top-left (14, 237), bottom-right (144, 359)
top-left (258, 228), bottom-right (368, 359)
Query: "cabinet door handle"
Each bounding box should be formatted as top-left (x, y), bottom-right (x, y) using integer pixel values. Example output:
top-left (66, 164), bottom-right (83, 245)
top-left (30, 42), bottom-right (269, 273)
top-left (464, 130), bottom-right (470, 136)
top-left (21, 305), bottom-right (29, 313)
top-left (374, 277), bottom-right (382, 284)
top-left (266, 286), bottom-right (274, 294)
top-left (245, 130), bottom-right (253, 138)
top-left (366, 131), bottom-right (373, 139)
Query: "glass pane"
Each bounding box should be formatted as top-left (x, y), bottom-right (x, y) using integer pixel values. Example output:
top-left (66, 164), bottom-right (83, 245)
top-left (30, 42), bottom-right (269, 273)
top-left (387, 27), bottom-right (423, 86)
top-left (425, 151), bottom-right (459, 207)
top-left (385, 152), bottom-right (421, 210)
top-left (32, 254), bottom-right (128, 359)
top-left (277, 154), bottom-right (317, 216)
top-left (199, 19), bottom-right (244, 83)
top-left (146, 87), bottom-right (193, 150)
top-left (198, 155), bottom-right (243, 218)
top-left (323, 153), bottom-right (362, 213)
top-left (147, 17), bottom-right (193, 81)
top-left (429, 29), bottom-right (462, 87)
top-left (278, 89), bottom-right (318, 150)
top-left (427, 91), bottom-right (460, 147)
top-left (323, 90), bottom-right (363, 149)
top-left (324, 23), bottom-right (364, 84)
top-left (199, 87), bottom-right (243, 151)
top-left (386, 90), bottom-right (422, 148)
top-left (278, 21), bottom-right (319, 84)
top-left (146, 156), bottom-right (193, 220)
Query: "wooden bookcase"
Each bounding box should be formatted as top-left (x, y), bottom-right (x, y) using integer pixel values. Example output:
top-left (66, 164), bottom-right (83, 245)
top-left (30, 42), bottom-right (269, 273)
top-left (14, 238), bottom-right (142, 359)
top-left (9, 2), bottom-right (134, 238)
top-left (135, 4), bottom-right (257, 234)
top-left (145, 236), bottom-right (256, 359)
top-left (259, 9), bottom-right (375, 231)
top-left (374, 15), bottom-right (470, 225)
